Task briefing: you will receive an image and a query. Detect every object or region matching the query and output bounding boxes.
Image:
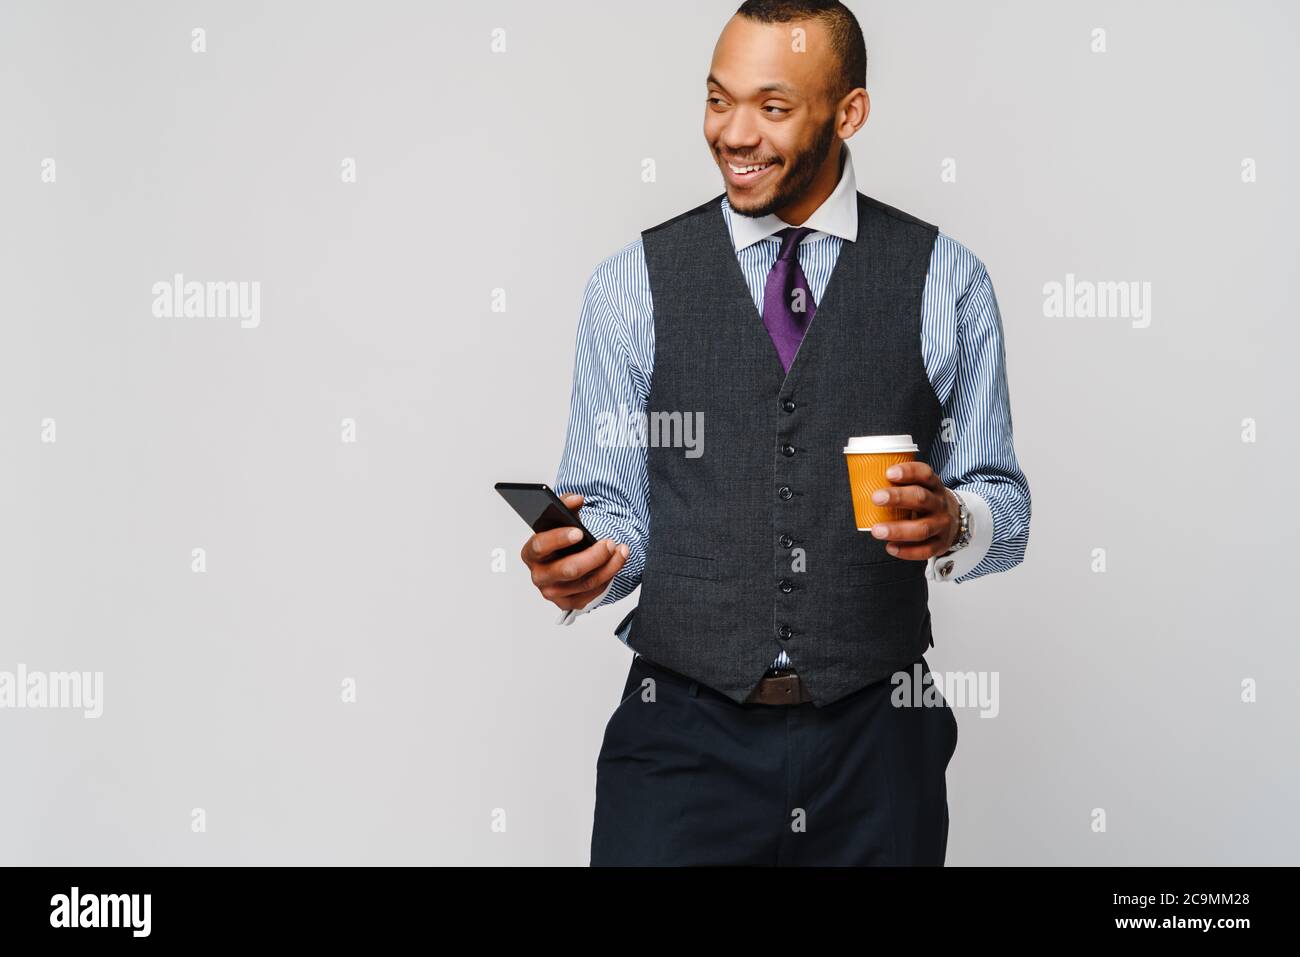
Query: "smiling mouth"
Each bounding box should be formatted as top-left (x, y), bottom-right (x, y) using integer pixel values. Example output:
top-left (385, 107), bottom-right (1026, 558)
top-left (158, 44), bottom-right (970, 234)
top-left (725, 160), bottom-right (777, 184)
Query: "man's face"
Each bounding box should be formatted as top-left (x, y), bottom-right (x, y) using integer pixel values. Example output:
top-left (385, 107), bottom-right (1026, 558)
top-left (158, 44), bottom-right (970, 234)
top-left (704, 15), bottom-right (841, 218)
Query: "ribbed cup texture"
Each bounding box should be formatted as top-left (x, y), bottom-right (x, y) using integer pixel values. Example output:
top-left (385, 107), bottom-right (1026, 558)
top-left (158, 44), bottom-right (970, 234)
top-left (845, 451), bottom-right (917, 530)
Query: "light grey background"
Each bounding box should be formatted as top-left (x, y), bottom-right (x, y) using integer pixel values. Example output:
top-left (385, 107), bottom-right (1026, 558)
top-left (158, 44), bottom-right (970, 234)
top-left (1, 0), bottom-right (1296, 865)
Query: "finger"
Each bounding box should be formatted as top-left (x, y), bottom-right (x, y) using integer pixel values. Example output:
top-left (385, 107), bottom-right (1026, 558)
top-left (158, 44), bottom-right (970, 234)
top-left (885, 534), bottom-right (949, 561)
top-left (871, 517), bottom-right (944, 543)
top-left (547, 544), bottom-right (629, 603)
top-left (559, 493), bottom-right (584, 508)
top-left (545, 543), bottom-right (627, 599)
top-left (523, 525), bottom-right (590, 564)
top-left (884, 460), bottom-right (936, 488)
top-left (534, 538), bottom-right (619, 588)
top-left (869, 483), bottom-right (940, 511)
top-left (554, 578), bottom-right (616, 611)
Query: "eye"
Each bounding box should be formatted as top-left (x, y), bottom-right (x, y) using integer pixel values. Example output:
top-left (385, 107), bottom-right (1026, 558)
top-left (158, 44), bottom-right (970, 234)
top-left (706, 96), bottom-right (727, 107)
top-left (763, 105), bottom-right (790, 115)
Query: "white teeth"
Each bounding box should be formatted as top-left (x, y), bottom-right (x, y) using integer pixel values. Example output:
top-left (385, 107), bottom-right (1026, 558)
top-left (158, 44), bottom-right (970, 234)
top-left (729, 162), bottom-right (771, 174)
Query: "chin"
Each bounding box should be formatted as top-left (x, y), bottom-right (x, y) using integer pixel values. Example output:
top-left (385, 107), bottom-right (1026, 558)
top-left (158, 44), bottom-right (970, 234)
top-left (728, 190), bottom-right (776, 218)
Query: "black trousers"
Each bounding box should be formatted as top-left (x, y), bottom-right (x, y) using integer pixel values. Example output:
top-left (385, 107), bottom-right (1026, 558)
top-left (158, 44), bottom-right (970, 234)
top-left (591, 653), bottom-right (958, 866)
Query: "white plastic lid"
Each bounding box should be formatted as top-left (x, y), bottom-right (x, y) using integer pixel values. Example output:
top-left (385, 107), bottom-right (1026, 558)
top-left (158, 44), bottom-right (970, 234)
top-left (842, 434), bottom-right (917, 454)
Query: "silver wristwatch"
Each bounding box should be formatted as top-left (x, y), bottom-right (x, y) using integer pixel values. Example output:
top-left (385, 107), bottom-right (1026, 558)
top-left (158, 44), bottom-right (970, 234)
top-left (945, 490), bottom-right (971, 554)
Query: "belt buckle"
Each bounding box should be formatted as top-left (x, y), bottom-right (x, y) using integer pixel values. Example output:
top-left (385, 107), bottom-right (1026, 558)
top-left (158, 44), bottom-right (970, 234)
top-left (753, 670), bottom-right (804, 706)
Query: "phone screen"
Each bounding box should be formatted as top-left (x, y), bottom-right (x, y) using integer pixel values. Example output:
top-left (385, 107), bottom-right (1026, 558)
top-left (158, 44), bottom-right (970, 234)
top-left (495, 483), bottom-right (598, 558)
top-left (530, 502), bottom-right (578, 535)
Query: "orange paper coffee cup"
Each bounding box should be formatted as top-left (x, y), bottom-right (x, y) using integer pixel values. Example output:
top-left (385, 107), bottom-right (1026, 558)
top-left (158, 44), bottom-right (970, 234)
top-left (843, 434), bottom-right (919, 531)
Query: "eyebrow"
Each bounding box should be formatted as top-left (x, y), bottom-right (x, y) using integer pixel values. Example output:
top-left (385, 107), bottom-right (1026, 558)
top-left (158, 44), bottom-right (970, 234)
top-left (706, 74), bottom-right (799, 97)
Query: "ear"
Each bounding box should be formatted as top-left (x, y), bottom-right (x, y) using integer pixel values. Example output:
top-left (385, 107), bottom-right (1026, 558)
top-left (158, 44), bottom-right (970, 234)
top-left (837, 88), bottom-right (869, 139)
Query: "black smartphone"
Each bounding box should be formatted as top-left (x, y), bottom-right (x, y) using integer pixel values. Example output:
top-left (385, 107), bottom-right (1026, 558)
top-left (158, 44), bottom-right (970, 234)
top-left (495, 482), bottom-right (600, 559)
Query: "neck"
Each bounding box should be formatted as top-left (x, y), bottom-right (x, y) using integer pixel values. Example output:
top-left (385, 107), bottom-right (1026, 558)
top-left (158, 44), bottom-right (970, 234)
top-left (773, 142), bottom-right (844, 226)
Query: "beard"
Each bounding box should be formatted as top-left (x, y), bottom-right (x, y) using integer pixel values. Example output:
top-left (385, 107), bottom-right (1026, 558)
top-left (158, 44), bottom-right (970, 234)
top-left (725, 118), bottom-right (839, 219)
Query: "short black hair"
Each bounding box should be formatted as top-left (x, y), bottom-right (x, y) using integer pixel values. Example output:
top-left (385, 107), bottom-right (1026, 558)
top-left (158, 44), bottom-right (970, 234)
top-left (735, 0), bottom-right (866, 102)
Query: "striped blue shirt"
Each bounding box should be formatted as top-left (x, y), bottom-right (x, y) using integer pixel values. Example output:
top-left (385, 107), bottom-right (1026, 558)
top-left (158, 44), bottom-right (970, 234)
top-left (554, 146), bottom-right (1030, 670)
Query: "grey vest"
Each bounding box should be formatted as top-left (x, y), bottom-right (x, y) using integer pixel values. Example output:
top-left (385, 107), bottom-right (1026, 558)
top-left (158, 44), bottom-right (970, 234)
top-left (620, 191), bottom-right (942, 707)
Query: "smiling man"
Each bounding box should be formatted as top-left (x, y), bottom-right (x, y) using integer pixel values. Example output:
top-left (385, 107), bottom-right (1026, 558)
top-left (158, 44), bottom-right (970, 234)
top-left (521, 0), bottom-right (1031, 865)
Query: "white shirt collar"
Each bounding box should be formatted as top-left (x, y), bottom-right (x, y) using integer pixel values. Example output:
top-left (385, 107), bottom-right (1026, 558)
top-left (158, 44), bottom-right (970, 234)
top-left (725, 141), bottom-right (859, 252)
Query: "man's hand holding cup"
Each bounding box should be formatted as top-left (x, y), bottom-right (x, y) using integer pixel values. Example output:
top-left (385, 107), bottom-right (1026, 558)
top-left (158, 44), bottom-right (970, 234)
top-left (869, 460), bottom-right (961, 560)
top-left (844, 434), bottom-right (960, 560)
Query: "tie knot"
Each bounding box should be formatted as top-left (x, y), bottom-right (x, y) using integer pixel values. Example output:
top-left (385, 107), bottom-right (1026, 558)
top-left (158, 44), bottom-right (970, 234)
top-left (776, 226), bottom-right (814, 261)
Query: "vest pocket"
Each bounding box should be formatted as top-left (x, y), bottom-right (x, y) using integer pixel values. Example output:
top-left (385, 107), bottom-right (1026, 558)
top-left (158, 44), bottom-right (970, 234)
top-left (842, 558), bottom-right (924, 586)
top-left (656, 551), bottom-right (721, 582)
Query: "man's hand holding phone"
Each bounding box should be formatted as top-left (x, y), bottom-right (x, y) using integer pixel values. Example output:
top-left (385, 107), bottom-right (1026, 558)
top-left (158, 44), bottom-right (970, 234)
top-left (520, 493), bottom-right (629, 612)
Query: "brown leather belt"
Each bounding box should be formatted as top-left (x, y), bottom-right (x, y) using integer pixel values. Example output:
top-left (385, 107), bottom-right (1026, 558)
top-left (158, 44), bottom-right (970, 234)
top-left (631, 654), bottom-right (813, 706)
top-left (745, 670), bottom-right (814, 705)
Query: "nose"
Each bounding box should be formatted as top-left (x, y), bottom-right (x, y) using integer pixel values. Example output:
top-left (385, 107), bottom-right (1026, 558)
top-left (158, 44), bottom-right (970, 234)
top-left (717, 106), bottom-right (762, 155)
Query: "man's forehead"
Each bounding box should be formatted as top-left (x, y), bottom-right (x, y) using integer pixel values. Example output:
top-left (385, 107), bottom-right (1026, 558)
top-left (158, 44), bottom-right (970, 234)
top-left (709, 15), bottom-right (830, 98)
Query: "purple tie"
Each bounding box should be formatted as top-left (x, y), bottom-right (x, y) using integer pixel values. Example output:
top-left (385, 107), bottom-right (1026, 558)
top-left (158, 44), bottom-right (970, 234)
top-left (762, 226), bottom-right (817, 373)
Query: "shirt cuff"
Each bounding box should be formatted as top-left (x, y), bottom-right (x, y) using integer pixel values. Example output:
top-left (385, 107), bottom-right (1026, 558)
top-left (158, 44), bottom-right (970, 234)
top-left (554, 577), bottom-right (616, 625)
top-left (926, 489), bottom-right (994, 583)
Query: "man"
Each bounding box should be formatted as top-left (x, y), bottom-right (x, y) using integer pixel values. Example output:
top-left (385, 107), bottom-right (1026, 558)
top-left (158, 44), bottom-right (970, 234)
top-left (519, 0), bottom-right (1030, 865)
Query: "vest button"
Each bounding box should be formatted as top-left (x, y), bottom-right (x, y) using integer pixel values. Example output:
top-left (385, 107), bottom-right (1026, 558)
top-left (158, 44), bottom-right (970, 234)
top-left (778, 486), bottom-right (793, 500)
top-left (782, 399), bottom-right (797, 413)
top-left (778, 624), bottom-right (793, 639)
top-left (778, 579), bottom-right (793, 593)
top-left (778, 534), bottom-right (794, 548)
top-left (781, 443), bottom-right (796, 457)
